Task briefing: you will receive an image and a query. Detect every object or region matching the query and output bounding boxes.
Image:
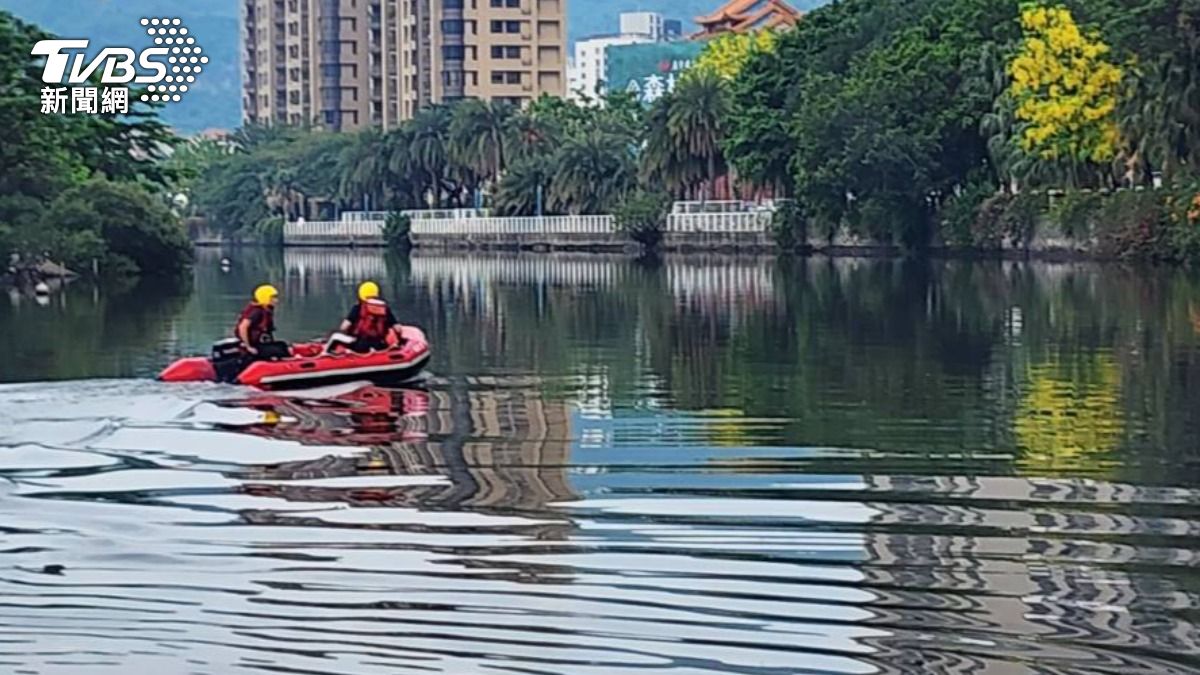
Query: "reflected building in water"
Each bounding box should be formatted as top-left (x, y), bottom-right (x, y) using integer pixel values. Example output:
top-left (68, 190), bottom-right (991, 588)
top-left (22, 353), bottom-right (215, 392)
top-left (220, 383), bottom-right (576, 533)
top-left (857, 474), bottom-right (1200, 674)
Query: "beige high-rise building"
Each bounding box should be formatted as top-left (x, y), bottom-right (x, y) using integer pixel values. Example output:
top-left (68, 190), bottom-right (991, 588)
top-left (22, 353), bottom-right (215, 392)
top-left (242, 0), bottom-right (567, 131)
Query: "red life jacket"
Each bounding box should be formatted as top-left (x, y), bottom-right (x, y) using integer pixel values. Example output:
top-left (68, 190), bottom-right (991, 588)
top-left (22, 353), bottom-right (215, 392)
top-left (352, 299), bottom-right (392, 342)
top-left (236, 303), bottom-right (275, 344)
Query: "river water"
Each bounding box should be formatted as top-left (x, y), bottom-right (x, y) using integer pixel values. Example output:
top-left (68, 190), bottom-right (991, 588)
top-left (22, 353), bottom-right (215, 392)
top-left (0, 249), bottom-right (1198, 674)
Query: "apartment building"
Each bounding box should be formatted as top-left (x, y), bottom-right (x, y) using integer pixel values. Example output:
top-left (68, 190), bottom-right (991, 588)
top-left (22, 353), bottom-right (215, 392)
top-left (243, 0), bottom-right (566, 130)
top-left (619, 11), bottom-right (664, 40)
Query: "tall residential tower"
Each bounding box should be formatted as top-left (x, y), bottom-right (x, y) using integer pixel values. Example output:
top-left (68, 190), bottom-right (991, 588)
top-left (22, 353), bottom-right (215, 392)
top-left (242, 0), bottom-right (566, 130)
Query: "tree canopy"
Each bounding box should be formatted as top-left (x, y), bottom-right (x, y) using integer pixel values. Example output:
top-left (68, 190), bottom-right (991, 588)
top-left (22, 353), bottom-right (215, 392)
top-left (0, 11), bottom-right (188, 277)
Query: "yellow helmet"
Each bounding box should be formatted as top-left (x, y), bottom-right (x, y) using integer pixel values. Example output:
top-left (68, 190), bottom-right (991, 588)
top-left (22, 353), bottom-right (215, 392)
top-left (358, 281), bottom-right (380, 301)
top-left (253, 284), bottom-right (279, 306)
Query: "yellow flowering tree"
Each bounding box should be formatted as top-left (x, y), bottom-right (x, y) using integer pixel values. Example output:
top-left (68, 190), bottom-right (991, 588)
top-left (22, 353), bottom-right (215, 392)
top-left (693, 30), bottom-right (778, 82)
top-left (1007, 4), bottom-right (1123, 165)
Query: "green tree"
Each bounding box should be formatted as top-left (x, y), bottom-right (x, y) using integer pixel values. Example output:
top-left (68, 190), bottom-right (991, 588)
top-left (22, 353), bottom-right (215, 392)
top-left (550, 131), bottom-right (637, 215)
top-left (494, 157), bottom-right (555, 216)
top-left (450, 99), bottom-right (514, 183)
top-left (338, 128), bottom-right (392, 210)
top-left (615, 190), bottom-right (671, 249)
top-left (40, 177), bottom-right (191, 276)
top-left (0, 11), bottom-right (186, 274)
top-left (669, 70), bottom-right (730, 200)
top-left (190, 152), bottom-right (271, 234)
top-left (642, 97), bottom-right (702, 198)
top-left (407, 105), bottom-right (456, 207)
top-left (505, 110), bottom-right (564, 164)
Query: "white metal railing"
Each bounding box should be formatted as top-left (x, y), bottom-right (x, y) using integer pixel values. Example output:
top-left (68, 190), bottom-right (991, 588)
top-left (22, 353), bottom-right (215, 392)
top-left (339, 209), bottom-right (492, 222)
top-left (672, 200), bottom-right (761, 214)
top-left (665, 212), bottom-right (771, 233)
top-left (409, 215), bottom-right (617, 236)
top-left (284, 219), bottom-right (384, 242)
top-left (340, 211), bottom-right (391, 222)
top-left (404, 208), bottom-right (491, 220)
top-left (287, 210), bottom-right (771, 243)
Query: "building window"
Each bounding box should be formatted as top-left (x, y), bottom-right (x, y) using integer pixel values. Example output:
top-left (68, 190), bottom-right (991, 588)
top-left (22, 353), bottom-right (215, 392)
top-left (490, 20), bottom-right (521, 33)
top-left (490, 45), bottom-right (521, 59)
top-left (441, 19), bottom-right (464, 34)
top-left (444, 0), bottom-right (464, 7)
top-left (443, 45), bottom-right (465, 60)
top-left (490, 0), bottom-right (520, 6)
top-left (491, 70), bottom-right (521, 84)
top-left (443, 71), bottom-right (464, 86)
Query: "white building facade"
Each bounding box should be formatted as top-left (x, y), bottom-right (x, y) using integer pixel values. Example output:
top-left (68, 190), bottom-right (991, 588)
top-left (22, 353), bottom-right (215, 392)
top-left (568, 32), bottom-right (654, 101)
top-left (620, 12), bottom-right (666, 40)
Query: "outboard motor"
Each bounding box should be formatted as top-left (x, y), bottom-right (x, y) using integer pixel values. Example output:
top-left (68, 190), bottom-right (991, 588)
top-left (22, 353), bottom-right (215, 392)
top-left (211, 338), bottom-right (245, 384)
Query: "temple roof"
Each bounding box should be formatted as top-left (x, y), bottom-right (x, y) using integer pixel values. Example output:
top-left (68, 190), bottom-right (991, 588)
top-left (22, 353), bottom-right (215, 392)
top-left (695, 0), bottom-right (802, 32)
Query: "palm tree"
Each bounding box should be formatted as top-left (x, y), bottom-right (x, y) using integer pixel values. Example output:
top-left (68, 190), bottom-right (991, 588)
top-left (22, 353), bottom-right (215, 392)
top-left (382, 126), bottom-right (420, 205)
top-left (407, 106), bottom-right (454, 207)
top-left (337, 129), bottom-right (396, 210)
top-left (449, 99), bottom-right (515, 184)
top-left (1124, 56), bottom-right (1200, 181)
top-left (550, 130), bottom-right (637, 215)
top-left (295, 132), bottom-right (348, 210)
top-left (667, 70), bottom-right (730, 200)
top-left (642, 96), bottom-right (703, 199)
top-left (505, 111), bottom-right (563, 164)
top-left (264, 166), bottom-right (301, 220)
top-left (493, 156), bottom-right (553, 216)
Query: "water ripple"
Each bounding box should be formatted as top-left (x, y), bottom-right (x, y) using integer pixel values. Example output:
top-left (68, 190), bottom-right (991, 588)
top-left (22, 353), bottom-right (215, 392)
top-left (0, 379), bottom-right (1197, 675)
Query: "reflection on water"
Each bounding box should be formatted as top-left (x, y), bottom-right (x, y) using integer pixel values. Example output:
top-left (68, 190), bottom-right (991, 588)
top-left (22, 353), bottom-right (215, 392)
top-left (0, 250), bottom-right (1199, 673)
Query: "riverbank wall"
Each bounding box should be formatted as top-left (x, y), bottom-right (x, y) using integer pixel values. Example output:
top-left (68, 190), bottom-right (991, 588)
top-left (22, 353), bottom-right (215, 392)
top-left (283, 212), bottom-right (778, 253)
top-left (271, 210), bottom-right (1168, 262)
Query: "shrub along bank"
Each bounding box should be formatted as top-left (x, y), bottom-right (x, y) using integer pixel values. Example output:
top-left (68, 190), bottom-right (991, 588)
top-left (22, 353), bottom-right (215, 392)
top-left (937, 185), bottom-right (1200, 262)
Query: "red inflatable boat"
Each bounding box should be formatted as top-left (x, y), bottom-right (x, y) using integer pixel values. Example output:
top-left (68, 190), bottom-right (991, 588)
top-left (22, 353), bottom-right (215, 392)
top-left (159, 326), bottom-right (431, 390)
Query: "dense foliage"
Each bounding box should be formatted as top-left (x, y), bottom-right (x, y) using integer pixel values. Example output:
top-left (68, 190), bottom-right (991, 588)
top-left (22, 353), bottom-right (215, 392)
top-left (721, 0), bottom-right (1200, 257)
top-left (188, 94), bottom-right (647, 230)
top-left (0, 12), bottom-right (189, 277)
top-left (614, 190), bottom-right (672, 249)
top-left (179, 0), bottom-right (1200, 261)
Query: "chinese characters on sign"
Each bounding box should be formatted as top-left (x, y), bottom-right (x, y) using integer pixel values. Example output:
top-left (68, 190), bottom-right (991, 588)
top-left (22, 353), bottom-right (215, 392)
top-left (39, 87), bottom-right (130, 115)
top-left (624, 61), bottom-right (694, 104)
top-left (605, 41), bottom-right (704, 105)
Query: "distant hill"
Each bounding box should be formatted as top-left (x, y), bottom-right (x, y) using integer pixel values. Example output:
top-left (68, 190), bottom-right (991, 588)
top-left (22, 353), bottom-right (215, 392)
top-left (1, 0), bottom-right (829, 133)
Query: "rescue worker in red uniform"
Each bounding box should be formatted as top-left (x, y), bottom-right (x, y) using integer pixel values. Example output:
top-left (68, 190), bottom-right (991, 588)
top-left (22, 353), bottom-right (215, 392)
top-left (335, 281), bottom-right (403, 353)
top-left (236, 284), bottom-right (289, 360)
